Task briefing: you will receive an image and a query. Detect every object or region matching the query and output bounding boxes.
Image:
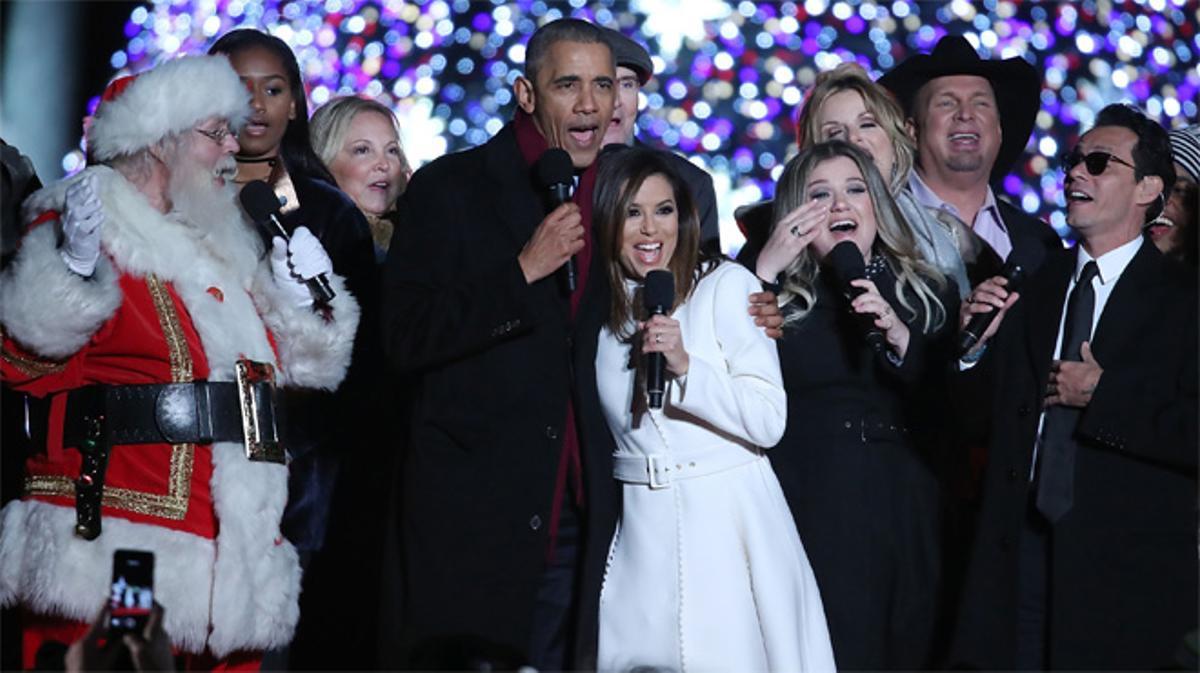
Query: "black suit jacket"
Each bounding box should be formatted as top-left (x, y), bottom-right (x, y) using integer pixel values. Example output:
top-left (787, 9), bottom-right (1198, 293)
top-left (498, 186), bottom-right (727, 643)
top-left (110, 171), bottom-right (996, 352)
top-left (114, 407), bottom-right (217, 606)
top-left (951, 239), bottom-right (1198, 669)
top-left (381, 124), bottom-right (614, 663)
top-left (997, 198), bottom-right (1062, 278)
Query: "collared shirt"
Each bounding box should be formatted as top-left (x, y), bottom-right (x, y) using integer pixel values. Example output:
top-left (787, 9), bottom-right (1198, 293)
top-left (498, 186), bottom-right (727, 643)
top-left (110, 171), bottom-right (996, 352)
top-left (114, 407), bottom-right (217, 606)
top-left (909, 171), bottom-right (1013, 261)
top-left (1027, 234), bottom-right (1144, 479)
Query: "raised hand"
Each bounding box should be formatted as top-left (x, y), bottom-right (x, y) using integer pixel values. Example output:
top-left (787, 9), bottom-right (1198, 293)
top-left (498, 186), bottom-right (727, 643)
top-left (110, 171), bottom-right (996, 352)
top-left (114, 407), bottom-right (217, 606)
top-left (60, 173), bottom-right (105, 277)
top-left (640, 314), bottom-right (689, 376)
top-left (517, 202), bottom-right (584, 284)
top-left (754, 200), bottom-right (828, 282)
top-left (271, 226), bottom-right (333, 307)
top-left (849, 278), bottom-right (911, 359)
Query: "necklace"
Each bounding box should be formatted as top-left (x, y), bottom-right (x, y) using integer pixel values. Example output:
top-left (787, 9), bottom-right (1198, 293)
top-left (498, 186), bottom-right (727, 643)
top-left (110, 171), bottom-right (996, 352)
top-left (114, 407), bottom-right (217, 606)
top-left (235, 155), bottom-right (277, 165)
top-left (865, 252), bottom-right (888, 280)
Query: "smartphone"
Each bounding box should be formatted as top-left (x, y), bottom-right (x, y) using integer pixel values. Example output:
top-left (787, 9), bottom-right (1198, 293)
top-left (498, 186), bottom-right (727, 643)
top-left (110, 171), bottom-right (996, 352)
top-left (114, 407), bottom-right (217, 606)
top-left (109, 549), bottom-right (154, 635)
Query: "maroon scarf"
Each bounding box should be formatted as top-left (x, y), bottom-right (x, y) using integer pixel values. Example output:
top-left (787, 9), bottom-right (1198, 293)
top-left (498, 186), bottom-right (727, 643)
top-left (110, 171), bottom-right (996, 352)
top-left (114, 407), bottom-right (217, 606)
top-left (513, 109), bottom-right (594, 560)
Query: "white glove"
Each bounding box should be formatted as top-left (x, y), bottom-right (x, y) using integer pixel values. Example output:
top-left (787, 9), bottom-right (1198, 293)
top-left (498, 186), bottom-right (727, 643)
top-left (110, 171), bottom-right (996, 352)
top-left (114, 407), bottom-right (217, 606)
top-left (270, 226), bottom-right (333, 307)
top-left (59, 173), bottom-right (105, 276)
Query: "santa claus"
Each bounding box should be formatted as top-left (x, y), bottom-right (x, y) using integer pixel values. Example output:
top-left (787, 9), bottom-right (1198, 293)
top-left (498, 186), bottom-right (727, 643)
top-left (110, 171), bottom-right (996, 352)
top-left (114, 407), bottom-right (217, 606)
top-left (0, 55), bottom-right (359, 668)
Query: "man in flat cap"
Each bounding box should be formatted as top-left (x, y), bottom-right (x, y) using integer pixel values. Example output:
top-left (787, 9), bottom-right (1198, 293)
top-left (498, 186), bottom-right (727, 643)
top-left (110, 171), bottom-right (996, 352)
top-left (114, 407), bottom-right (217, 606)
top-left (880, 35), bottom-right (1061, 285)
top-left (600, 26), bottom-right (721, 255)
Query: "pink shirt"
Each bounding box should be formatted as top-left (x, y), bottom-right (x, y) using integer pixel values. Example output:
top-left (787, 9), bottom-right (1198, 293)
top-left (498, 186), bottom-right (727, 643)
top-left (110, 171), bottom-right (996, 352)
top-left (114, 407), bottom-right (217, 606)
top-left (909, 171), bottom-right (1013, 261)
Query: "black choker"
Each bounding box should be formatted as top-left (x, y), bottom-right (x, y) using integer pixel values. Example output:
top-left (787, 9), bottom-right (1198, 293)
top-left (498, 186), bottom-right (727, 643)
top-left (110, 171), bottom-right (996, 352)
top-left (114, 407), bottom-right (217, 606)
top-left (235, 156), bottom-right (277, 165)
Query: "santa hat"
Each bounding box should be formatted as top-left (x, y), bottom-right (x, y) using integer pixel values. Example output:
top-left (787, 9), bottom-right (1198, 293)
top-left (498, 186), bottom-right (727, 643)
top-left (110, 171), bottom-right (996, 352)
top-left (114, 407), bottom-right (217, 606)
top-left (87, 55), bottom-right (250, 162)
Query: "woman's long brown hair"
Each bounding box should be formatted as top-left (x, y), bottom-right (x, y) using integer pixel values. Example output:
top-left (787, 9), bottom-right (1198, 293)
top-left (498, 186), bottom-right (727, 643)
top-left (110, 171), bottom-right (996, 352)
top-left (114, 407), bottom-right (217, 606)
top-left (593, 147), bottom-right (710, 339)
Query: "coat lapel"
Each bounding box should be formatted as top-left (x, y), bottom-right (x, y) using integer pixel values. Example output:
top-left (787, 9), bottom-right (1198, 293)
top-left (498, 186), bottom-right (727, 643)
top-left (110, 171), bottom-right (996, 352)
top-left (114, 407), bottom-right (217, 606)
top-left (1088, 239), bottom-right (1161, 365)
top-left (1024, 249), bottom-right (1074, 384)
top-left (483, 125), bottom-right (544, 250)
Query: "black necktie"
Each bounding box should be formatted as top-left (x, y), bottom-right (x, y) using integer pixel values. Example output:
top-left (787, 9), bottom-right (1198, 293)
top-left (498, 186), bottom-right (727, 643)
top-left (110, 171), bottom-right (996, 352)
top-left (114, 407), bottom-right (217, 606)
top-left (1036, 260), bottom-right (1100, 522)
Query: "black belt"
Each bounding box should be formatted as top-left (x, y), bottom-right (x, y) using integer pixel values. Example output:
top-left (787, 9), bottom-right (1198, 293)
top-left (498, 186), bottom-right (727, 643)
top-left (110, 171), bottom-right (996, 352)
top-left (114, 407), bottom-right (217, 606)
top-left (800, 413), bottom-right (911, 444)
top-left (26, 374), bottom-right (282, 541)
top-left (58, 381), bottom-right (279, 448)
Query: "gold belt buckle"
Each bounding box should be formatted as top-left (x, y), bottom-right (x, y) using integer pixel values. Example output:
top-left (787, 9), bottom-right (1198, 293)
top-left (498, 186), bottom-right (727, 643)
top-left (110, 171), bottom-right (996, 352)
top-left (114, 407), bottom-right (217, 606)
top-left (234, 359), bottom-right (284, 464)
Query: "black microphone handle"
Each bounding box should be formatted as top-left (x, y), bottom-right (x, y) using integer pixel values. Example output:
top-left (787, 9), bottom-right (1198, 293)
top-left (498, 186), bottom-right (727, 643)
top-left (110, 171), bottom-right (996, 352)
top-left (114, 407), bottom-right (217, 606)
top-left (306, 275), bottom-right (337, 305)
top-left (646, 305), bottom-right (667, 409)
top-left (957, 318), bottom-right (989, 357)
top-left (958, 263), bottom-right (1024, 357)
top-left (268, 213), bottom-right (337, 305)
top-left (647, 352), bottom-right (665, 409)
top-left (563, 257), bottom-right (577, 293)
top-left (547, 182), bottom-right (576, 293)
top-left (844, 284), bottom-right (886, 353)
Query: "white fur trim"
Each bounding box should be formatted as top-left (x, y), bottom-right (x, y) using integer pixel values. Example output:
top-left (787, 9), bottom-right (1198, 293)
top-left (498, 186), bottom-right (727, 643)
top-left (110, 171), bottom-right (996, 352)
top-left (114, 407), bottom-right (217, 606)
top-left (254, 271), bottom-right (359, 390)
top-left (0, 222), bottom-right (122, 359)
top-left (207, 442), bottom-right (300, 656)
top-left (88, 56), bottom-right (250, 161)
top-left (0, 500), bottom-right (214, 653)
top-left (8, 162), bottom-right (322, 654)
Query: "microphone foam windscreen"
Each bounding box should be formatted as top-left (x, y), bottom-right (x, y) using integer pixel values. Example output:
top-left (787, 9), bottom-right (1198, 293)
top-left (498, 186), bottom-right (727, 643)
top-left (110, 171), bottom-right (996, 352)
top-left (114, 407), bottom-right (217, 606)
top-left (536, 148), bottom-right (575, 189)
top-left (238, 180), bottom-right (283, 221)
top-left (643, 269), bottom-right (675, 312)
top-left (826, 240), bottom-right (866, 286)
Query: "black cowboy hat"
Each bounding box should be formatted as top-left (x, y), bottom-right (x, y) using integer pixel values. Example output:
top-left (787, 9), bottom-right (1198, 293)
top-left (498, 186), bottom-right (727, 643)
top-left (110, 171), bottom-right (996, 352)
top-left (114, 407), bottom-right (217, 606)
top-left (878, 34), bottom-right (1042, 182)
top-left (600, 27), bottom-right (653, 86)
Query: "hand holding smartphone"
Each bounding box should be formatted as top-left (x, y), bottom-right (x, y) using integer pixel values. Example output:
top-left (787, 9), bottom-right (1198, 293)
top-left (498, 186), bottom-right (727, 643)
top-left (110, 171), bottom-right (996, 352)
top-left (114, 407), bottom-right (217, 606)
top-left (109, 549), bottom-right (154, 635)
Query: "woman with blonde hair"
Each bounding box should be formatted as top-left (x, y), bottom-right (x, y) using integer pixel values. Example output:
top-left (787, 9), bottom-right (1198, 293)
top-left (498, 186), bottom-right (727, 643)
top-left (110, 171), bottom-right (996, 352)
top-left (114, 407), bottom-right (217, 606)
top-left (748, 63), bottom-right (969, 298)
top-left (761, 140), bottom-right (956, 669)
top-left (311, 96), bottom-right (412, 257)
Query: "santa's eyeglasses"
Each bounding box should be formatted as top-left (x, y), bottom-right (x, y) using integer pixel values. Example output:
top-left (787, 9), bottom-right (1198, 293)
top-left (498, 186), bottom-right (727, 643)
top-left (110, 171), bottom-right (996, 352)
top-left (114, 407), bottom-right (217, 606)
top-left (1060, 150), bottom-right (1136, 176)
top-left (194, 126), bottom-right (237, 145)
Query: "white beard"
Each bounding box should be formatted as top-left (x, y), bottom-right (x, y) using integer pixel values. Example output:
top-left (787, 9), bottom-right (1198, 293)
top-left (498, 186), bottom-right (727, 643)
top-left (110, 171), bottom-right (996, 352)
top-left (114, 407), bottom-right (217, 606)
top-left (166, 156), bottom-right (263, 285)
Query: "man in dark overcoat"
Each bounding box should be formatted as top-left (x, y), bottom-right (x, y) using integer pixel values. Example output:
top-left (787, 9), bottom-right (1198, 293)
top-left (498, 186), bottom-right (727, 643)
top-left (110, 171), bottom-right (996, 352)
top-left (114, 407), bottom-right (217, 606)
top-left (380, 18), bottom-right (617, 670)
top-left (952, 103), bottom-right (1197, 670)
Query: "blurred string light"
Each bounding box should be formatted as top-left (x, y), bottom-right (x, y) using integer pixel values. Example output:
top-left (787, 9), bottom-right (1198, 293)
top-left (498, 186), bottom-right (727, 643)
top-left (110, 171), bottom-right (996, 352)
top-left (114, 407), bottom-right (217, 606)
top-left (69, 0), bottom-right (1199, 251)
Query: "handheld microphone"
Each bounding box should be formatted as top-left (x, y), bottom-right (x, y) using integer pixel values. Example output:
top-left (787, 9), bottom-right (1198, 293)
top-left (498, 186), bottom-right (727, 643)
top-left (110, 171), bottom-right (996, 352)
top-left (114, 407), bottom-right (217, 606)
top-left (536, 148), bottom-right (577, 293)
top-left (827, 241), bottom-right (886, 353)
top-left (957, 261), bottom-right (1025, 357)
top-left (643, 269), bottom-right (675, 410)
top-left (239, 180), bottom-right (336, 305)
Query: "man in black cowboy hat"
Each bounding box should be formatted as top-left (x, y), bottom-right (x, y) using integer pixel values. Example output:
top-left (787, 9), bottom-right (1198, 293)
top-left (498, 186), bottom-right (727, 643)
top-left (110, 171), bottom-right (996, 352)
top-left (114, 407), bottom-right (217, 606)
top-left (880, 35), bottom-right (1061, 285)
top-left (599, 26), bottom-right (721, 255)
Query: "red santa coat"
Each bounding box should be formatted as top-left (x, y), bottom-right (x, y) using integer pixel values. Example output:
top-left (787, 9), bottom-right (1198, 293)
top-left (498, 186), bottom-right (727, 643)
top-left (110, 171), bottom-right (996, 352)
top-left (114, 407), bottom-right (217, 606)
top-left (0, 165), bottom-right (359, 656)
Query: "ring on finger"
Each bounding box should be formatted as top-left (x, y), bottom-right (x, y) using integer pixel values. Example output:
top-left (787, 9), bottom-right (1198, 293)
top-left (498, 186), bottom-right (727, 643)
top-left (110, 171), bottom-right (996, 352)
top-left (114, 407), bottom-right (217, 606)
top-left (655, 334), bottom-right (663, 344)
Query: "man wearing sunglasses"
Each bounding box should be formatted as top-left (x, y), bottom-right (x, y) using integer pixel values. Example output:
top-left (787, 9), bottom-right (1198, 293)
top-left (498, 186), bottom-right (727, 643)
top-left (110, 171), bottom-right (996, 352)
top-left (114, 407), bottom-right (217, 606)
top-left (952, 103), bottom-right (1197, 669)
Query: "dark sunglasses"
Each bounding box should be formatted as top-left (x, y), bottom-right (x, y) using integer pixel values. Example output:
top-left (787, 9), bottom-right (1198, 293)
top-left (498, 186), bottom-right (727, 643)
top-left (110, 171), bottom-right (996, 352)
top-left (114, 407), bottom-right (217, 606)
top-left (1060, 150), bottom-right (1136, 176)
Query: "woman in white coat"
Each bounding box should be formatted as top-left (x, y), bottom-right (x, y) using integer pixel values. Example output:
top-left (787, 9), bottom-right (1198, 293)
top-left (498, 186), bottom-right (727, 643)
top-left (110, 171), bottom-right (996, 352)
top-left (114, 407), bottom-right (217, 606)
top-left (591, 147), bottom-right (835, 672)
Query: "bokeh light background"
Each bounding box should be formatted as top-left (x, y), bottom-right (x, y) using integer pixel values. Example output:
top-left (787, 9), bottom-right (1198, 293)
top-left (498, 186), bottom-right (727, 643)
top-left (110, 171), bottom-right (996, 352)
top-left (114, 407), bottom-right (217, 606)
top-left (69, 0), bottom-right (1200, 253)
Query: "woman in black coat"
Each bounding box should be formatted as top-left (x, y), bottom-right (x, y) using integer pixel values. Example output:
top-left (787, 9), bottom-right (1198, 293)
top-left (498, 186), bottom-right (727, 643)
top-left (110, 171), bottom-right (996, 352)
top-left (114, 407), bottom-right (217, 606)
top-left (750, 141), bottom-right (957, 670)
top-left (209, 29), bottom-right (388, 670)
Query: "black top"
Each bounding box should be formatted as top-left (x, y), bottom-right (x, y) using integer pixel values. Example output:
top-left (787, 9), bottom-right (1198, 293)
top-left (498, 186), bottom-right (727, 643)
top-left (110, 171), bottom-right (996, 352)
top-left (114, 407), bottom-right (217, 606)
top-left (769, 264), bottom-right (957, 669)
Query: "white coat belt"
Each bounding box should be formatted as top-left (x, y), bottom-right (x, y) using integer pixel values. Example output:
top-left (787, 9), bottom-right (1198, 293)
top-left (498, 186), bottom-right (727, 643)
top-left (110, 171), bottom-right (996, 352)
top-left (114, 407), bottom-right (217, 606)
top-left (612, 445), bottom-right (765, 489)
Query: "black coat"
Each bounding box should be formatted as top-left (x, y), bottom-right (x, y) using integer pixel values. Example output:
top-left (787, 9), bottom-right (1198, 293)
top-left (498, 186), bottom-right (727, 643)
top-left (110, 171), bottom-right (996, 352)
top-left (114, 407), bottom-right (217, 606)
top-left (994, 199), bottom-right (1062, 280)
top-left (276, 172), bottom-right (381, 552)
top-left (768, 267), bottom-right (957, 670)
top-left (380, 124), bottom-right (614, 663)
top-left (950, 239), bottom-right (1198, 669)
top-left (270, 173), bottom-right (399, 670)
